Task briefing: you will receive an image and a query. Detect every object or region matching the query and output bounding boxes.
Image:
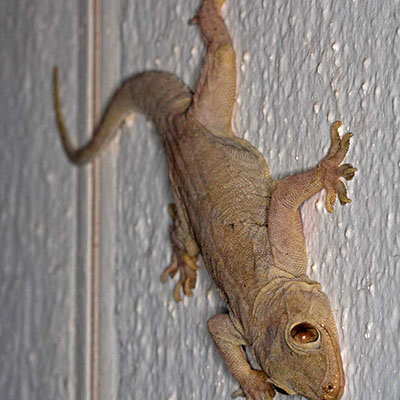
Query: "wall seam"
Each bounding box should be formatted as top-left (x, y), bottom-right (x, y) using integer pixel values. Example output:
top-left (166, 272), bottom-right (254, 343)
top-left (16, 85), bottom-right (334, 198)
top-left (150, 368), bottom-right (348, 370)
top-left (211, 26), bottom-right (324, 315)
top-left (91, 0), bottom-right (101, 399)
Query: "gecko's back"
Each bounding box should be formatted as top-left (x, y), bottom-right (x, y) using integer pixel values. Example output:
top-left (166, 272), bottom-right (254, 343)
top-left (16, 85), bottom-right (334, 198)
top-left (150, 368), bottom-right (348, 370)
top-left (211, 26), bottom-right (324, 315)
top-left (163, 112), bottom-right (275, 313)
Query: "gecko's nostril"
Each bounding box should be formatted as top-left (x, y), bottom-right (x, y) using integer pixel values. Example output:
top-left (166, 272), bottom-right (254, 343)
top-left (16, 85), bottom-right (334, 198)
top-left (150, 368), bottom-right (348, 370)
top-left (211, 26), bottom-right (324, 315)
top-left (321, 382), bottom-right (343, 399)
top-left (325, 384), bottom-right (334, 392)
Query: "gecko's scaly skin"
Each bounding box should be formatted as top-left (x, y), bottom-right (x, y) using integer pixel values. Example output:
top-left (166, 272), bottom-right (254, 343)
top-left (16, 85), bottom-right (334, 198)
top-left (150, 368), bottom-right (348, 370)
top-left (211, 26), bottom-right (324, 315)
top-left (53, 1), bottom-right (357, 399)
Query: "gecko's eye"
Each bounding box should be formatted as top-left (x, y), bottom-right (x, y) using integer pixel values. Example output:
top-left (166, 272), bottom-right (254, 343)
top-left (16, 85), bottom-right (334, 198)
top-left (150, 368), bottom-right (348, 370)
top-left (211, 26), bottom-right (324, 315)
top-left (290, 322), bottom-right (319, 344)
top-left (288, 322), bottom-right (320, 349)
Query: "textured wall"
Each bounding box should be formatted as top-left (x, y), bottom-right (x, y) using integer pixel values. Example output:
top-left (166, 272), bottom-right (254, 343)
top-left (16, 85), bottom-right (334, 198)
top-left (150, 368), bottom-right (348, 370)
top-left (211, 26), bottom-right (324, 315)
top-left (1, 0), bottom-right (399, 400)
top-left (0, 0), bottom-right (91, 399)
top-left (115, 0), bottom-right (400, 399)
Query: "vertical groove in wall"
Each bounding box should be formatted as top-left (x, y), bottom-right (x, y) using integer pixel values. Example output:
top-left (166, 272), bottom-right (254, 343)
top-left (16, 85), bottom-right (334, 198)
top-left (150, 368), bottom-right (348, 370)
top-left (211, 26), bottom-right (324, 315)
top-left (91, 0), bottom-right (101, 399)
top-left (98, 2), bottom-right (120, 399)
top-left (73, 0), bottom-right (96, 399)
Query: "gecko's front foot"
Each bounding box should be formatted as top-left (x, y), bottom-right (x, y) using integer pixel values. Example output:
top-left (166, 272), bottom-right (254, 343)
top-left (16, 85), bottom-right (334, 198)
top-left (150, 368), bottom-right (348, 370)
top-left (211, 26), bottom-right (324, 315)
top-left (231, 370), bottom-right (275, 400)
top-left (320, 121), bottom-right (358, 213)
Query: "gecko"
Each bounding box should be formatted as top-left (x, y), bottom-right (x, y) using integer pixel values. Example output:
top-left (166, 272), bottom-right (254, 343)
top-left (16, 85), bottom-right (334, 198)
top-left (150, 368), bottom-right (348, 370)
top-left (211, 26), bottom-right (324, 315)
top-left (53, 0), bottom-right (357, 399)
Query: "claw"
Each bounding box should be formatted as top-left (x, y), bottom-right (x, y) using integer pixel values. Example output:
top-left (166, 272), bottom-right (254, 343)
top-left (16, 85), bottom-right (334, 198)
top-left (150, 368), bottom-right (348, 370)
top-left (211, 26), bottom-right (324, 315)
top-left (173, 279), bottom-right (183, 302)
top-left (168, 203), bottom-right (177, 219)
top-left (232, 388), bottom-right (245, 398)
top-left (335, 180), bottom-right (352, 205)
top-left (325, 185), bottom-right (337, 213)
top-left (331, 121), bottom-right (342, 137)
top-left (339, 164), bottom-right (358, 180)
top-left (183, 253), bottom-right (201, 271)
top-left (328, 121), bottom-right (342, 157)
top-left (327, 121), bottom-right (353, 162)
top-left (341, 131), bottom-right (353, 145)
top-left (183, 277), bottom-right (194, 296)
top-left (188, 16), bottom-right (199, 25)
top-left (161, 266), bottom-right (173, 283)
top-left (161, 253), bottom-right (178, 282)
top-left (329, 129), bottom-right (352, 164)
top-left (337, 132), bottom-right (352, 160)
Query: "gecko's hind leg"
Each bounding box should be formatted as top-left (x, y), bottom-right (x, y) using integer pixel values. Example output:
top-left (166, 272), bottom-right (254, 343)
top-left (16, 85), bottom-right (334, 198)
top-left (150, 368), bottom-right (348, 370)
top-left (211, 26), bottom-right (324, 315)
top-left (161, 204), bottom-right (200, 302)
top-left (189, 0), bottom-right (236, 137)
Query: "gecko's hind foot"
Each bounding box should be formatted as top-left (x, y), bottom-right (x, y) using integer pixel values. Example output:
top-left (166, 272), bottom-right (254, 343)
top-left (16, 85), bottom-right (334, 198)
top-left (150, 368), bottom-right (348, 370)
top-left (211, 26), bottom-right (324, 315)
top-left (161, 247), bottom-right (200, 302)
top-left (162, 203), bottom-right (201, 301)
top-left (321, 121), bottom-right (358, 213)
top-left (189, 0), bottom-right (227, 26)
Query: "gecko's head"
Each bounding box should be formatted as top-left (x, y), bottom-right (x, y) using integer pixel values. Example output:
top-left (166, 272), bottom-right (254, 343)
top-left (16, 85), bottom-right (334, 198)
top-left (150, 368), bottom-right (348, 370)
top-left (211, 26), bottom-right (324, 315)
top-left (253, 279), bottom-right (345, 400)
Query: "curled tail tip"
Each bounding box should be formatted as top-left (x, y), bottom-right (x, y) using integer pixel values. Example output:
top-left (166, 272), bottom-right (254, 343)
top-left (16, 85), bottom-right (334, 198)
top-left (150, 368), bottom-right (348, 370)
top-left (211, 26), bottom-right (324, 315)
top-left (53, 65), bottom-right (59, 78)
top-left (52, 66), bottom-right (83, 164)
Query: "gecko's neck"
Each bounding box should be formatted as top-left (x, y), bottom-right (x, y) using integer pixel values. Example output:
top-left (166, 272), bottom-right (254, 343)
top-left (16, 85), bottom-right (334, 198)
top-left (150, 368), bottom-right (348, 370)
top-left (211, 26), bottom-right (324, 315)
top-left (238, 273), bottom-right (321, 343)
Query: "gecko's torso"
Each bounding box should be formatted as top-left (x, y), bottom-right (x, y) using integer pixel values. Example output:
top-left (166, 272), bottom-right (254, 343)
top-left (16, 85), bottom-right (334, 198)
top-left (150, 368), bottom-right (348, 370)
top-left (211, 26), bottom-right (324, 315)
top-left (164, 112), bottom-right (275, 323)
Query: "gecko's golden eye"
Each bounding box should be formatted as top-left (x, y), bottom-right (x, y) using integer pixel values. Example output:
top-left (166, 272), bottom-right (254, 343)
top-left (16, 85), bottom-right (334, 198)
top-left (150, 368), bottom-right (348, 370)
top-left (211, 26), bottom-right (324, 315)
top-left (289, 322), bottom-right (320, 346)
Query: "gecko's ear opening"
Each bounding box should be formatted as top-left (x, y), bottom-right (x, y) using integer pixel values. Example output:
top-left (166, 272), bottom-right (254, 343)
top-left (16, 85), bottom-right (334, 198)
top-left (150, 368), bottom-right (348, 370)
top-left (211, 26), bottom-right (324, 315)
top-left (287, 321), bottom-right (321, 351)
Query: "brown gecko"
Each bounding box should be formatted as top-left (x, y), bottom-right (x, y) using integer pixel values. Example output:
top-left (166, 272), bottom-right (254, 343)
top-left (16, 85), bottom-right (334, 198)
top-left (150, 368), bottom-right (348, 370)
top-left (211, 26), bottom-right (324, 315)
top-left (53, 0), bottom-right (357, 399)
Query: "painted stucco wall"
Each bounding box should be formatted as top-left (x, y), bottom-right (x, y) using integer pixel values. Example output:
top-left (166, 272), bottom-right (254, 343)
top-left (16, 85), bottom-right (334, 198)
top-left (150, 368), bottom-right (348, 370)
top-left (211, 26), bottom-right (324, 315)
top-left (0, 0), bottom-right (92, 399)
top-left (1, 0), bottom-right (399, 400)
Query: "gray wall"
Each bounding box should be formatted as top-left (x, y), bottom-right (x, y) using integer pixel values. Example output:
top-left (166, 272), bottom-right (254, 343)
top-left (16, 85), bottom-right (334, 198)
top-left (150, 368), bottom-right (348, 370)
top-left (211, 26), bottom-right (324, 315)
top-left (1, 0), bottom-right (399, 399)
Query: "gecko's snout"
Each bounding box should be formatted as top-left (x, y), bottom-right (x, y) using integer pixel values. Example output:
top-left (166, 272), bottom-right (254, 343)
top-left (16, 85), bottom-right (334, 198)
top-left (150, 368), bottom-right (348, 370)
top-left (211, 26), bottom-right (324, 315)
top-left (319, 378), bottom-right (344, 400)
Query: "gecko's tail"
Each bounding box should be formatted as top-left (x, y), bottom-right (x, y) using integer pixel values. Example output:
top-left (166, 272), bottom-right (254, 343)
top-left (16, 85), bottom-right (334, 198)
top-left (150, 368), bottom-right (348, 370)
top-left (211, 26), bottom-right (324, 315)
top-left (53, 67), bottom-right (192, 165)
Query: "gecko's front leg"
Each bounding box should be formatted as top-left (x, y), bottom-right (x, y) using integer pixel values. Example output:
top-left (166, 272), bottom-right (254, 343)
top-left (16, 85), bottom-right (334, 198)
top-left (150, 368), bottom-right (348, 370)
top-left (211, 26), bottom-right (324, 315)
top-left (208, 314), bottom-right (276, 400)
top-left (268, 121), bottom-right (357, 276)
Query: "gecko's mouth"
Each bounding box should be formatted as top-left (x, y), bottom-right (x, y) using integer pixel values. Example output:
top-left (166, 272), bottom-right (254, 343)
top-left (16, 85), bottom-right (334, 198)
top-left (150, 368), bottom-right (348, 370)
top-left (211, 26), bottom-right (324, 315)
top-left (273, 385), bottom-right (290, 395)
